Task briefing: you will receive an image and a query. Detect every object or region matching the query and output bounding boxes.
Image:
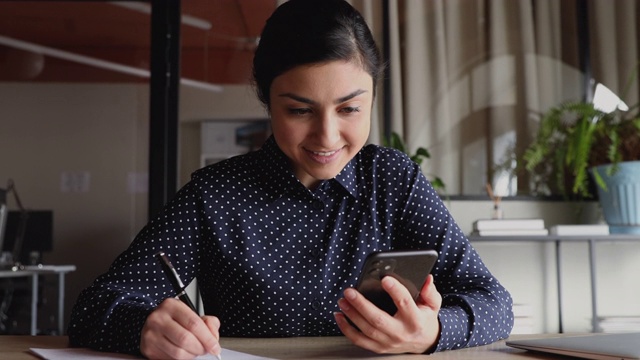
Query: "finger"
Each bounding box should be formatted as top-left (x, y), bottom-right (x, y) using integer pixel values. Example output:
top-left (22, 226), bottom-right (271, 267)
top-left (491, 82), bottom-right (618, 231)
top-left (338, 288), bottom-right (393, 342)
top-left (380, 276), bottom-right (420, 314)
top-left (202, 316), bottom-right (220, 340)
top-left (169, 302), bottom-right (216, 354)
top-left (202, 316), bottom-right (222, 355)
top-left (141, 302), bottom-right (201, 359)
top-left (333, 311), bottom-right (360, 338)
top-left (153, 335), bottom-right (199, 360)
top-left (334, 311), bottom-right (386, 353)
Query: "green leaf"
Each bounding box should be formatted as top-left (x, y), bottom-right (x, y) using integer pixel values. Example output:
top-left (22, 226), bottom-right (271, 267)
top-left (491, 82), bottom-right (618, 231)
top-left (415, 147), bottom-right (431, 158)
top-left (391, 132), bottom-right (405, 153)
top-left (382, 132), bottom-right (447, 194)
top-left (431, 177), bottom-right (446, 191)
top-left (591, 167), bottom-right (608, 192)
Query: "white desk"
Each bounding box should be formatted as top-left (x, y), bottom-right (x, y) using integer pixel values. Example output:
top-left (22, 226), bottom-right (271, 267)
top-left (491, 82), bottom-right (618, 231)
top-left (469, 234), bottom-right (640, 333)
top-left (0, 265), bottom-right (76, 335)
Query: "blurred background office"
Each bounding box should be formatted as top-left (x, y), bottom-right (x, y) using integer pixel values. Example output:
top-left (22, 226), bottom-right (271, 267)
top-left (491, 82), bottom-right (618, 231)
top-left (1, 0), bottom-right (638, 335)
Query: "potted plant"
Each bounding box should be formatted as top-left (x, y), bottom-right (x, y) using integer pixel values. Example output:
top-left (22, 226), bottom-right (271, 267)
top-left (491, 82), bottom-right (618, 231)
top-left (384, 132), bottom-right (446, 194)
top-left (522, 74), bottom-right (640, 233)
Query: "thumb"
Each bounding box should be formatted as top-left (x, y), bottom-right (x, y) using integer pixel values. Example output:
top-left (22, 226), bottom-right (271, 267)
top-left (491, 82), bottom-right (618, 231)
top-left (418, 275), bottom-right (442, 309)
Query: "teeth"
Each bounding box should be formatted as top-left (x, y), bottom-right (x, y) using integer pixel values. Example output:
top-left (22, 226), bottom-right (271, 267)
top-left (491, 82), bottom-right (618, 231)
top-left (313, 150), bottom-right (337, 156)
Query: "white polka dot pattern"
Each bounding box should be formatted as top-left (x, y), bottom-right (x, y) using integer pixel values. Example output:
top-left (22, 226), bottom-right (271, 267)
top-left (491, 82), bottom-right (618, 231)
top-left (68, 136), bottom-right (513, 355)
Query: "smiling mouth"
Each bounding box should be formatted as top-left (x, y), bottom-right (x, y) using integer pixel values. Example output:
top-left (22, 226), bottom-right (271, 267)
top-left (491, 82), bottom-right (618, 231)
top-left (311, 149), bottom-right (339, 156)
top-left (305, 147), bottom-right (343, 163)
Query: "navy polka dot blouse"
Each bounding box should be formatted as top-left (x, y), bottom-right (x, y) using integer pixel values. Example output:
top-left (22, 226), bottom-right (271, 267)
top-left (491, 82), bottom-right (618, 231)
top-left (68, 136), bottom-right (513, 355)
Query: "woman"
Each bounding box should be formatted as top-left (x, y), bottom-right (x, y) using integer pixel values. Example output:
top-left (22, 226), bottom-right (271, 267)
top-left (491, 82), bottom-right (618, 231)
top-left (68, 0), bottom-right (513, 358)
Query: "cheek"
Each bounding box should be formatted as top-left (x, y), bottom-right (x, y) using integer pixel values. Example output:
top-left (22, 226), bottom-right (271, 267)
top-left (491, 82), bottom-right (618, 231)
top-left (270, 117), bottom-right (305, 148)
top-left (345, 115), bottom-right (371, 141)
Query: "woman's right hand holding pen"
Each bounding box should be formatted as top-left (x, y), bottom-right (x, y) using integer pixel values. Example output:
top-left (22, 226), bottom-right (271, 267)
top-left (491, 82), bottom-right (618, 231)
top-left (140, 298), bottom-right (221, 359)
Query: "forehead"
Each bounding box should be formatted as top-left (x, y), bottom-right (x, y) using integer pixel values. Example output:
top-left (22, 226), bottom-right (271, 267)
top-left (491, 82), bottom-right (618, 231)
top-left (272, 60), bottom-right (373, 92)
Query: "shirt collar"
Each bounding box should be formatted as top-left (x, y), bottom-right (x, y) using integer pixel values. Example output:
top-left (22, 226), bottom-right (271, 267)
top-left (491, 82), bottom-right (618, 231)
top-left (258, 136), bottom-right (300, 201)
top-left (258, 136), bottom-right (360, 200)
top-left (333, 156), bottom-right (359, 198)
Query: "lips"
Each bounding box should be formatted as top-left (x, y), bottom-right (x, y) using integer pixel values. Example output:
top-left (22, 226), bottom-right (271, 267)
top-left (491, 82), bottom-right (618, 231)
top-left (312, 149), bottom-right (339, 156)
top-left (305, 147), bottom-right (343, 164)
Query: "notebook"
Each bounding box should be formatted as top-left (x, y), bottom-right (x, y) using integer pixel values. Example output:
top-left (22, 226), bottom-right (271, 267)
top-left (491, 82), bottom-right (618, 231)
top-left (506, 332), bottom-right (640, 360)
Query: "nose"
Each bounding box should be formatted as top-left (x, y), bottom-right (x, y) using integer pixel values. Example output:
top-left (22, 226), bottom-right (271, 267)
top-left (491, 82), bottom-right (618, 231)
top-left (314, 111), bottom-right (340, 145)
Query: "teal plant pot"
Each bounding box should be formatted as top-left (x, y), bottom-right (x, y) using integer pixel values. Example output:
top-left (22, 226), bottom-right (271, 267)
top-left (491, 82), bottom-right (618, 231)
top-left (592, 161), bottom-right (640, 234)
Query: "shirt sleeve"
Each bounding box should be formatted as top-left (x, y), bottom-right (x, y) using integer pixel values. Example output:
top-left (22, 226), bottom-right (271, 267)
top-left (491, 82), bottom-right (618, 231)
top-left (394, 164), bottom-right (514, 351)
top-left (67, 181), bottom-right (205, 355)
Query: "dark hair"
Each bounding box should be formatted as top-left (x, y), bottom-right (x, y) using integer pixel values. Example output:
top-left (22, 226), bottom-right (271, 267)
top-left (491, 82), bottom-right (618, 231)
top-left (252, 0), bottom-right (384, 109)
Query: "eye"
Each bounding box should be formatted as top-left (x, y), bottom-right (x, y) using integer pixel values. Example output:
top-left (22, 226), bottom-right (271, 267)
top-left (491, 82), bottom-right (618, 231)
top-left (340, 106), bottom-right (361, 114)
top-left (288, 108), bottom-right (311, 115)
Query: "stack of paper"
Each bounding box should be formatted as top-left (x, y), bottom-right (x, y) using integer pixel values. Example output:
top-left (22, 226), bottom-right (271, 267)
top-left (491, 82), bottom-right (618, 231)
top-left (30, 347), bottom-right (273, 360)
top-left (471, 218), bottom-right (548, 236)
top-left (511, 303), bottom-right (535, 334)
top-left (598, 316), bottom-right (640, 333)
top-left (549, 224), bottom-right (609, 236)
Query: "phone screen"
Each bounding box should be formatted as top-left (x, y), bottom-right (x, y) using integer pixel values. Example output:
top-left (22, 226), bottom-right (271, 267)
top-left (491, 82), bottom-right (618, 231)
top-left (356, 249), bottom-right (438, 315)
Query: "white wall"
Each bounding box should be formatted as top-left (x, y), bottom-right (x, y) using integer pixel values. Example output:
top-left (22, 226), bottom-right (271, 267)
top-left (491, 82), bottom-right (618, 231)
top-left (0, 82), bottom-right (265, 333)
top-left (0, 83), bottom-right (149, 332)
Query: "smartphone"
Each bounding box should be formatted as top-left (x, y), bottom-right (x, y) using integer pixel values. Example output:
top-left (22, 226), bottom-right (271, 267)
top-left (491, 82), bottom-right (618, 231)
top-left (355, 249), bottom-right (438, 315)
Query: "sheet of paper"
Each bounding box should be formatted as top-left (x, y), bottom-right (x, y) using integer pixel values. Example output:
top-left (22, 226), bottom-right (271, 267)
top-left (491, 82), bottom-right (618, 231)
top-left (30, 347), bottom-right (275, 360)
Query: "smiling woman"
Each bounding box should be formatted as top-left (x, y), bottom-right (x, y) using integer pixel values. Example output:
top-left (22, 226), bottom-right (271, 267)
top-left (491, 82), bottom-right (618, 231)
top-left (67, 0), bottom-right (513, 358)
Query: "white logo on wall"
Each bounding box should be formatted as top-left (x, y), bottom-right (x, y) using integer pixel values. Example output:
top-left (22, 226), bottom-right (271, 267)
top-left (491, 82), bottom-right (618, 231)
top-left (60, 171), bottom-right (90, 193)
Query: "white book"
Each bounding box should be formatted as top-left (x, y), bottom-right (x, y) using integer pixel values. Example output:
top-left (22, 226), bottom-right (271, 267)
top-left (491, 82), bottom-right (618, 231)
top-left (598, 316), bottom-right (640, 323)
top-left (513, 303), bottom-right (534, 318)
top-left (549, 224), bottom-right (609, 236)
top-left (473, 218), bottom-right (545, 231)
top-left (471, 228), bottom-right (549, 236)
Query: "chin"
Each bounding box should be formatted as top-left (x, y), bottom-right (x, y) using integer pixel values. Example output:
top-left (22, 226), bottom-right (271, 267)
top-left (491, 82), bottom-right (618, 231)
top-left (309, 168), bottom-right (341, 182)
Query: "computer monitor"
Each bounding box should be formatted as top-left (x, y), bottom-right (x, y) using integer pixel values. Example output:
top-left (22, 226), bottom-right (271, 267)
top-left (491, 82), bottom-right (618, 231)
top-left (2, 210), bottom-right (53, 264)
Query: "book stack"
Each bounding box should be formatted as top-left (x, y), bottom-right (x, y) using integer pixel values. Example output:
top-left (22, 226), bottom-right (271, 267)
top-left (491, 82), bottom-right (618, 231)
top-left (549, 224), bottom-right (609, 236)
top-left (471, 218), bottom-right (548, 236)
top-left (511, 303), bottom-right (535, 334)
top-left (598, 316), bottom-right (640, 333)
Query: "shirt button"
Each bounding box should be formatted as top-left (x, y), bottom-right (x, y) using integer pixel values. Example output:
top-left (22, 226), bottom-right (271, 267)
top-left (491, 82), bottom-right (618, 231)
top-left (311, 300), bottom-right (322, 310)
top-left (312, 200), bottom-right (324, 210)
top-left (310, 249), bottom-right (321, 257)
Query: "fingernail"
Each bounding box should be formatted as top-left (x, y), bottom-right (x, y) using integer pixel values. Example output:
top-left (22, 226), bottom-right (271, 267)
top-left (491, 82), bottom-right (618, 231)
top-left (333, 311), bottom-right (342, 321)
top-left (344, 288), bottom-right (357, 300)
top-left (210, 344), bottom-right (222, 360)
top-left (212, 350), bottom-right (222, 360)
top-left (381, 276), bottom-right (395, 288)
top-left (338, 298), bottom-right (351, 311)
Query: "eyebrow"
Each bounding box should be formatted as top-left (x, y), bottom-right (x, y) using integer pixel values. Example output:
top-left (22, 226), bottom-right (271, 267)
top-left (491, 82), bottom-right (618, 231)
top-left (278, 89), bottom-right (368, 105)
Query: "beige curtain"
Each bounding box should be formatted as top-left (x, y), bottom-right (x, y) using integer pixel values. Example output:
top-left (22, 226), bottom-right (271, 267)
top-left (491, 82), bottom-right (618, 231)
top-left (376, 0), bottom-right (638, 195)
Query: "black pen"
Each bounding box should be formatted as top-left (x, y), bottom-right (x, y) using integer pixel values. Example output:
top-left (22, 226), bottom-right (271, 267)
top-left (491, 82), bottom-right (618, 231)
top-left (156, 251), bottom-right (198, 311)
top-left (155, 252), bottom-right (222, 360)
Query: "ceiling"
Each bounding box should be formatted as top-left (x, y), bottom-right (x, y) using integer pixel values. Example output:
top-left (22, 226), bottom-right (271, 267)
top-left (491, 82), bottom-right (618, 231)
top-left (0, 1), bottom-right (277, 86)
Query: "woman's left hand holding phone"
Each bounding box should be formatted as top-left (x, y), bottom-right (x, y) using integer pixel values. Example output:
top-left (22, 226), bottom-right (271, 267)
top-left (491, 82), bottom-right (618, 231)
top-left (140, 298), bottom-right (221, 359)
top-left (335, 274), bottom-right (442, 354)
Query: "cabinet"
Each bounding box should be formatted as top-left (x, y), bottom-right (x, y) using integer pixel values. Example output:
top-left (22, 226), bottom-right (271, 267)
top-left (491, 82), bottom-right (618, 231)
top-left (469, 234), bottom-right (640, 333)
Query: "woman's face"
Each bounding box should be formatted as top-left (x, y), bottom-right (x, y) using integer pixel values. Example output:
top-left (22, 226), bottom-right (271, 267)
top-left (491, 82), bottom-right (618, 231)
top-left (269, 60), bottom-right (373, 189)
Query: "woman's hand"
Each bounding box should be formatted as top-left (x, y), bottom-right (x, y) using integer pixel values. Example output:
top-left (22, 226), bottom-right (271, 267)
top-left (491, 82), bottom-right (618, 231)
top-left (335, 274), bottom-right (442, 354)
top-left (140, 298), bottom-right (221, 359)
